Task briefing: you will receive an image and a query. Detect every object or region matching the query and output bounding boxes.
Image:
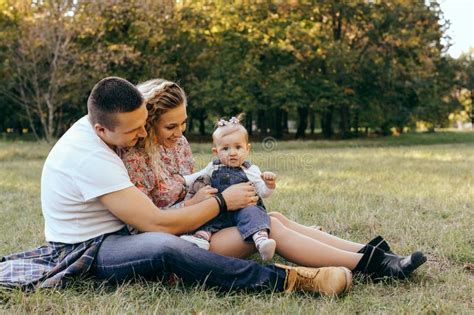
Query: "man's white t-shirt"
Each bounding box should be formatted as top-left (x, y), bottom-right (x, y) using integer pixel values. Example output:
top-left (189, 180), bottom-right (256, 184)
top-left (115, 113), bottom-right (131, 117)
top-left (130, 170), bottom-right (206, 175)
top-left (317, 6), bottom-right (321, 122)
top-left (41, 115), bottom-right (133, 243)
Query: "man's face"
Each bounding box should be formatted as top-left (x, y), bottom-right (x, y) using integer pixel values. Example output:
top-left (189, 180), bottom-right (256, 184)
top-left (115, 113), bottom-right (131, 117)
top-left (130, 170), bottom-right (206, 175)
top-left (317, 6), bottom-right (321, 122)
top-left (95, 104), bottom-right (148, 148)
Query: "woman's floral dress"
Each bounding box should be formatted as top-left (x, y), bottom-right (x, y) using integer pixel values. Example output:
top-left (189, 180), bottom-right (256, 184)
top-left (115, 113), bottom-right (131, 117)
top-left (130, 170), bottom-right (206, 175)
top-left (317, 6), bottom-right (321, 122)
top-left (120, 136), bottom-right (195, 209)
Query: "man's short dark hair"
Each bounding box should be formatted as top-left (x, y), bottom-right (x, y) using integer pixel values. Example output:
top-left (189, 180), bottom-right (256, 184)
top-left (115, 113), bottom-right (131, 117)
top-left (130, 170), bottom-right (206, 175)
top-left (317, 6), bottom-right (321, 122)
top-left (87, 77), bottom-right (144, 130)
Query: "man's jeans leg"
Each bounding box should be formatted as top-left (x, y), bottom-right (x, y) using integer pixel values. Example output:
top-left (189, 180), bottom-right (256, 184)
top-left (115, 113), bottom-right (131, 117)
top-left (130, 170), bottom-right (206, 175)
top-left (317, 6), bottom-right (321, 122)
top-left (91, 231), bottom-right (286, 291)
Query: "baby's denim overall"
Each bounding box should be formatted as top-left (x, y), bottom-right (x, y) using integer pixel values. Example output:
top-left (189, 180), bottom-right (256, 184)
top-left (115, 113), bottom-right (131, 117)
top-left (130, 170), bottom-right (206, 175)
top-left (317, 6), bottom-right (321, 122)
top-left (197, 160), bottom-right (271, 241)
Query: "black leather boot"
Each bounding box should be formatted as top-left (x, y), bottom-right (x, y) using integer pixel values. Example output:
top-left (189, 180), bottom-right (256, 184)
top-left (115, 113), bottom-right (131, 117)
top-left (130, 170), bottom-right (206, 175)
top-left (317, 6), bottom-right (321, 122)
top-left (360, 235), bottom-right (393, 254)
top-left (354, 245), bottom-right (427, 280)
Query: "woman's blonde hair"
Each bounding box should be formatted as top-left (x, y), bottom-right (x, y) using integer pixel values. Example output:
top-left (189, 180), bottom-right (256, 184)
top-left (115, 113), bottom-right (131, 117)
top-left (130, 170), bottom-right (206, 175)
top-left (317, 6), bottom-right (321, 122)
top-left (136, 78), bottom-right (187, 152)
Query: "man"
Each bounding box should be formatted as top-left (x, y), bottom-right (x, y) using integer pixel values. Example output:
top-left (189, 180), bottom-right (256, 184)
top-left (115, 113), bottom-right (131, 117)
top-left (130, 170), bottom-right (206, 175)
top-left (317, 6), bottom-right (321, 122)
top-left (0, 77), bottom-right (352, 296)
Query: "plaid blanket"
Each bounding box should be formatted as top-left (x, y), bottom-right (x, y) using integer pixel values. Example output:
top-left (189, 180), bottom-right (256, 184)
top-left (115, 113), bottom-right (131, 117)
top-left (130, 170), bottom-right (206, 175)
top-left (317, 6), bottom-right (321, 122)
top-left (0, 234), bottom-right (105, 290)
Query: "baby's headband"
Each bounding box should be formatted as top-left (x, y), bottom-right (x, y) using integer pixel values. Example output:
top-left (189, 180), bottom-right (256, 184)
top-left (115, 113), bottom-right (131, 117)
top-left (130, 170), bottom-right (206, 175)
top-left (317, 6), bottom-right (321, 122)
top-left (217, 116), bottom-right (240, 127)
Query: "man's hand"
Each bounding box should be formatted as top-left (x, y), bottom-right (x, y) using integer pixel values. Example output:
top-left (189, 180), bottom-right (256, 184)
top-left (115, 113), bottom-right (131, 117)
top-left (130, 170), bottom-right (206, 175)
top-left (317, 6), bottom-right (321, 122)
top-left (188, 185), bottom-right (218, 205)
top-left (222, 182), bottom-right (258, 211)
top-left (261, 171), bottom-right (277, 189)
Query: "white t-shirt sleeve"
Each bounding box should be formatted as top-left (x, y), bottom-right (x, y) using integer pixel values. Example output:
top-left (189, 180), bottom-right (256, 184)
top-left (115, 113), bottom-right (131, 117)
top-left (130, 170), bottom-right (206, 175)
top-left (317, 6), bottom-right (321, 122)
top-left (74, 150), bottom-right (134, 201)
top-left (183, 162), bottom-right (214, 187)
top-left (245, 164), bottom-right (274, 198)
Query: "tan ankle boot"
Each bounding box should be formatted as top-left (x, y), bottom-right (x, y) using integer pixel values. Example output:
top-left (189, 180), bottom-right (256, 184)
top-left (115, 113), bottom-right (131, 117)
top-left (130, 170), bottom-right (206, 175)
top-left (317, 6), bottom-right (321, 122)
top-left (275, 263), bottom-right (352, 296)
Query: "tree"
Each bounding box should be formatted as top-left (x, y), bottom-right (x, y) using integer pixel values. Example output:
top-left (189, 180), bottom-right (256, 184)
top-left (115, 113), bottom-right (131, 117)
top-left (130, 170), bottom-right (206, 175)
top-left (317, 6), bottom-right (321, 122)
top-left (458, 50), bottom-right (474, 126)
top-left (0, 0), bottom-right (87, 141)
top-left (0, 0), bottom-right (463, 139)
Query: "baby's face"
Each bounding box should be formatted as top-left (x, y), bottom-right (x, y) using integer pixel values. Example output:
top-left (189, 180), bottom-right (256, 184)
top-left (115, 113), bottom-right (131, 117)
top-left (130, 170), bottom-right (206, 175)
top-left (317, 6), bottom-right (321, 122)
top-left (213, 131), bottom-right (250, 167)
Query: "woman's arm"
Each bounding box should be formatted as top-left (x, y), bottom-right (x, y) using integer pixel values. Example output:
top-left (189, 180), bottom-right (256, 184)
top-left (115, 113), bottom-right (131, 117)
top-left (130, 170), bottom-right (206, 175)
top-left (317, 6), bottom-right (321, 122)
top-left (183, 162), bottom-right (214, 187)
top-left (182, 185), bottom-right (217, 207)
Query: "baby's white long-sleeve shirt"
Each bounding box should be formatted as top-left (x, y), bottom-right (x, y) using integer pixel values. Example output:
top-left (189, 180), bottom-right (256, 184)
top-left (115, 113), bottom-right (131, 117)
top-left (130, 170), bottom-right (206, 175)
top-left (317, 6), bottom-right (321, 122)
top-left (184, 162), bottom-right (274, 198)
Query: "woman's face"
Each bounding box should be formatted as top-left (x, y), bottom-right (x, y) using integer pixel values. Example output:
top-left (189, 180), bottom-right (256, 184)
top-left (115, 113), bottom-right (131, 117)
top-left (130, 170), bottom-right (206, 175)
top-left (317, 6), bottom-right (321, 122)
top-left (154, 103), bottom-right (187, 148)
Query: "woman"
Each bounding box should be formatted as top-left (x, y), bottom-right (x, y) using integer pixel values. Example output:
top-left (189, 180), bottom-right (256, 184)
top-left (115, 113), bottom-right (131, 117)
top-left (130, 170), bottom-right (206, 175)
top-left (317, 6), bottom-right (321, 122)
top-left (121, 78), bottom-right (427, 279)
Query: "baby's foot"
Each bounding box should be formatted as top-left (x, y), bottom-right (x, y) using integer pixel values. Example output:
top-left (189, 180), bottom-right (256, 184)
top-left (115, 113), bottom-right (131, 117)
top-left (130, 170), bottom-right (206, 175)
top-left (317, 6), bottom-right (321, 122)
top-left (180, 235), bottom-right (210, 250)
top-left (257, 239), bottom-right (276, 261)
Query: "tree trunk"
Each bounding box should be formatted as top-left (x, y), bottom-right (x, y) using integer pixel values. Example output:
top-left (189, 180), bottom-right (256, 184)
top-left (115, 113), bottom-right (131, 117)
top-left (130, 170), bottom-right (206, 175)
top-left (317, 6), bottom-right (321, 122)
top-left (321, 105), bottom-right (334, 138)
top-left (15, 120), bottom-right (23, 136)
top-left (353, 109), bottom-right (360, 137)
top-left (245, 111), bottom-right (253, 136)
top-left (471, 90), bottom-right (474, 128)
top-left (380, 121), bottom-right (391, 136)
top-left (198, 110), bottom-right (206, 135)
top-left (257, 109), bottom-right (268, 135)
top-left (46, 98), bottom-right (55, 142)
top-left (188, 116), bottom-right (194, 134)
top-left (273, 108), bottom-right (283, 139)
top-left (20, 88), bottom-right (41, 140)
top-left (309, 108), bottom-right (316, 134)
top-left (282, 109), bottom-right (289, 134)
top-left (295, 106), bottom-right (309, 139)
top-left (339, 104), bottom-right (350, 139)
top-left (268, 110), bottom-right (274, 136)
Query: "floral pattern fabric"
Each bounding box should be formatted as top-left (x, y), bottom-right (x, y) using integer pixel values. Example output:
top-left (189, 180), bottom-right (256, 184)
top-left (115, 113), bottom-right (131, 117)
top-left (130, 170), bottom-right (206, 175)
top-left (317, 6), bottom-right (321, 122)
top-left (120, 136), bottom-right (195, 209)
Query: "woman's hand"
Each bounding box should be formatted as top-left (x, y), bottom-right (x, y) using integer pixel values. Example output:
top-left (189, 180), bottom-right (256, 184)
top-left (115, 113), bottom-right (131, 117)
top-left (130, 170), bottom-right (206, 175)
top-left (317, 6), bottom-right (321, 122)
top-left (190, 185), bottom-right (218, 205)
top-left (222, 182), bottom-right (258, 211)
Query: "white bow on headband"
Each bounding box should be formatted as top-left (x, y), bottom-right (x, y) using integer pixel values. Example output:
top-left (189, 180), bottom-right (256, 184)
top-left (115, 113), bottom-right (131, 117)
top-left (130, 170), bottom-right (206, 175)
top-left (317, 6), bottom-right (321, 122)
top-left (217, 116), bottom-right (240, 127)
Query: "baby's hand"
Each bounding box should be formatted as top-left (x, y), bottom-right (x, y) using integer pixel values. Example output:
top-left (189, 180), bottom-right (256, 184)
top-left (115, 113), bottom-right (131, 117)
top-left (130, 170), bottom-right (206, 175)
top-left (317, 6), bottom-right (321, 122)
top-left (261, 171), bottom-right (277, 189)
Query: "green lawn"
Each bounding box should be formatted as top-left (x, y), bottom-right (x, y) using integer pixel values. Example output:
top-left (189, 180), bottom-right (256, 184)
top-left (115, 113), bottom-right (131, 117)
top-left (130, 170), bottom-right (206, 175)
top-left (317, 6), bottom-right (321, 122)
top-left (1, 132), bottom-right (473, 313)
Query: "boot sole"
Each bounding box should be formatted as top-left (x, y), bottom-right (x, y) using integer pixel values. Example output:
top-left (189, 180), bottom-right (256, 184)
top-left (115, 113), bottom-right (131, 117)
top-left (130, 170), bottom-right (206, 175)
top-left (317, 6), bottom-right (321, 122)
top-left (400, 251), bottom-right (427, 279)
top-left (341, 267), bottom-right (353, 293)
top-left (378, 251), bottom-right (428, 280)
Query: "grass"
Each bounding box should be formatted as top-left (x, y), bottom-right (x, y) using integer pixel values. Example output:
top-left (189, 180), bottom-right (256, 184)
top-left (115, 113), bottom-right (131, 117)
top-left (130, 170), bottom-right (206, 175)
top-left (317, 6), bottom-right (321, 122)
top-left (1, 132), bottom-right (473, 313)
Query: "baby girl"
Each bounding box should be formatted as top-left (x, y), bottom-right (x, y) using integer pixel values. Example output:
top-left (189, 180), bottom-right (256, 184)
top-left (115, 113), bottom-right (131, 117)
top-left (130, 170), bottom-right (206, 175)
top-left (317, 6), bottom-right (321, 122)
top-left (182, 115), bottom-right (277, 261)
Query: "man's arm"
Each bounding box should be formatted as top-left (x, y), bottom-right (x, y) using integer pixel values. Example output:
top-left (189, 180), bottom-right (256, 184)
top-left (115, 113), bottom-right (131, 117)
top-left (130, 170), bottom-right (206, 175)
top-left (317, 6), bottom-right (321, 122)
top-left (99, 186), bottom-right (218, 235)
top-left (99, 182), bottom-right (257, 235)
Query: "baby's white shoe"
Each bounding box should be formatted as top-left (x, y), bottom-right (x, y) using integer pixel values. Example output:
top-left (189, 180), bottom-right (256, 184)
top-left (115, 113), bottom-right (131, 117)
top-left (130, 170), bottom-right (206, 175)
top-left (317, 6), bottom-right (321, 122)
top-left (180, 235), bottom-right (210, 250)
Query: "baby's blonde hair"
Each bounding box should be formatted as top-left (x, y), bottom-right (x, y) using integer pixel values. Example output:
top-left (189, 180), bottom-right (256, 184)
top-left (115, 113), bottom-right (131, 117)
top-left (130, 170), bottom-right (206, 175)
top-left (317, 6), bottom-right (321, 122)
top-left (212, 113), bottom-right (248, 145)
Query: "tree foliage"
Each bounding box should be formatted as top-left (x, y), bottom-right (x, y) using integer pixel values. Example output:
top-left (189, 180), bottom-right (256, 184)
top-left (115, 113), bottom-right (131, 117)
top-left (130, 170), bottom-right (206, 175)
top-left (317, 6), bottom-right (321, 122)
top-left (0, 0), bottom-right (471, 141)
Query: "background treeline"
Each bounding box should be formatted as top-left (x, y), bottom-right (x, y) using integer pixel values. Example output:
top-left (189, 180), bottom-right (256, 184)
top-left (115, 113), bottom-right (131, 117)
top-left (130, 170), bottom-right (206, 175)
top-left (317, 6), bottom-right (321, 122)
top-left (0, 0), bottom-right (473, 141)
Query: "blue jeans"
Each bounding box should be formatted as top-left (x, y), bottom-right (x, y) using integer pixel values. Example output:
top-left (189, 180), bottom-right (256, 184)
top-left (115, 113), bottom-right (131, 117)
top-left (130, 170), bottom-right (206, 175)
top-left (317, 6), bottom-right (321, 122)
top-left (91, 229), bottom-right (286, 291)
top-left (199, 205), bottom-right (270, 241)
top-left (206, 163), bottom-right (269, 240)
